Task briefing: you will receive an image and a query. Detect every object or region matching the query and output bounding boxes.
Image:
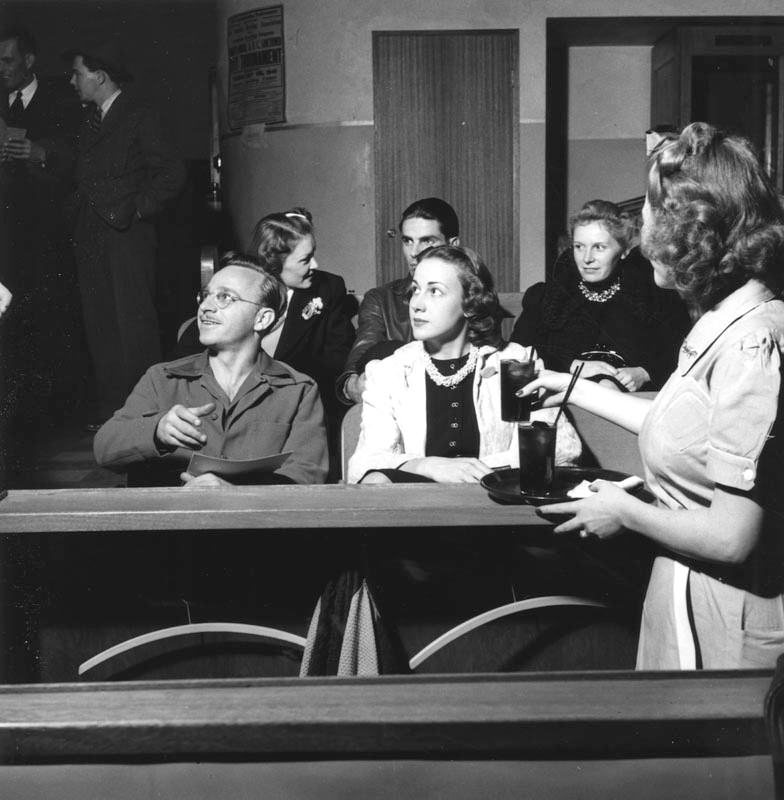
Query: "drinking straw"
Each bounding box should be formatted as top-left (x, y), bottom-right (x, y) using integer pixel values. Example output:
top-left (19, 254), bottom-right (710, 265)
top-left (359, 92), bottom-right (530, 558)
top-left (553, 363), bottom-right (583, 427)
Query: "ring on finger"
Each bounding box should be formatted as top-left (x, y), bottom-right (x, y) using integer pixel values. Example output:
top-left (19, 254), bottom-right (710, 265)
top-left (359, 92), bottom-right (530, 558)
top-left (579, 529), bottom-right (590, 539)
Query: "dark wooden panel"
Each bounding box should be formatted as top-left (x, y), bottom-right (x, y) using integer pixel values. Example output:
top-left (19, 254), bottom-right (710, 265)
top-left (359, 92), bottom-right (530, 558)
top-left (0, 671), bottom-right (771, 763)
top-left (373, 31), bottom-right (519, 290)
top-left (651, 30), bottom-right (680, 129)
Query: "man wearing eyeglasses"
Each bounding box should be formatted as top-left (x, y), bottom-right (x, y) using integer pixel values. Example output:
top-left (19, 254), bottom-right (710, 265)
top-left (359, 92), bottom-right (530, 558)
top-left (93, 255), bottom-right (329, 487)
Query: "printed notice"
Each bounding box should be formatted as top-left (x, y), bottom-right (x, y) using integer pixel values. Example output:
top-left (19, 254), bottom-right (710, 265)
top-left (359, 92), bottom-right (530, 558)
top-left (227, 5), bottom-right (285, 130)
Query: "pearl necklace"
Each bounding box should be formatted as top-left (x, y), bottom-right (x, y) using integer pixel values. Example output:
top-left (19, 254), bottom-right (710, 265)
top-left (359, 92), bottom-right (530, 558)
top-left (578, 279), bottom-right (621, 303)
top-left (423, 345), bottom-right (478, 388)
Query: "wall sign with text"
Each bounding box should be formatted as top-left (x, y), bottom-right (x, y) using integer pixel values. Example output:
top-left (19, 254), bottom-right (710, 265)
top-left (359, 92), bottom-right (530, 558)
top-left (227, 5), bottom-right (285, 130)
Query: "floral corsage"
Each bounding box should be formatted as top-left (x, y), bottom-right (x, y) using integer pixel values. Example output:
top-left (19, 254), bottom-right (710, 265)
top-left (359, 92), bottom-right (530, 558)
top-left (302, 297), bottom-right (324, 320)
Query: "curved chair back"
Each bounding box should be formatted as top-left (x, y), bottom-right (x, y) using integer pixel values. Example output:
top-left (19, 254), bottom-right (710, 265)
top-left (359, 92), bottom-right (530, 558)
top-left (340, 403), bottom-right (363, 482)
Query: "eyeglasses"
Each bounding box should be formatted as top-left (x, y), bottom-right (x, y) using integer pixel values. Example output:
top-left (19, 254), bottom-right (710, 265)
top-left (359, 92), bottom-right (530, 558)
top-left (197, 289), bottom-right (263, 310)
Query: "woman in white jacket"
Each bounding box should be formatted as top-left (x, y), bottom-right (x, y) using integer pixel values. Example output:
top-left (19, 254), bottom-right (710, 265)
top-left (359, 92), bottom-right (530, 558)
top-left (348, 245), bottom-right (581, 484)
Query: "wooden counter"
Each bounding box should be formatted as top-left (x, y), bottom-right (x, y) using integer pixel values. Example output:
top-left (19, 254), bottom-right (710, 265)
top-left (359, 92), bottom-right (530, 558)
top-left (0, 483), bottom-right (543, 533)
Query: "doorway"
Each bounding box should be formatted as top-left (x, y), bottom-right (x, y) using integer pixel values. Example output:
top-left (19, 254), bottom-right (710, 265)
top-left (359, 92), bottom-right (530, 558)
top-left (373, 30), bottom-right (519, 291)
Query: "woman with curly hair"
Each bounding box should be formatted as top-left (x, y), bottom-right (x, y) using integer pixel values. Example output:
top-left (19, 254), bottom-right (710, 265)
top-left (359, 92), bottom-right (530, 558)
top-left (523, 122), bottom-right (784, 669)
top-left (511, 200), bottom-right (690, 391)
top-left (348, 244), bottom-right (581, 483)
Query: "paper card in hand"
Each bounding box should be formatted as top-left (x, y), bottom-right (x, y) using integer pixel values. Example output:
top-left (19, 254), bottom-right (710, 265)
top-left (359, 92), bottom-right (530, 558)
top-left (187, 451), bottom-right (292, 478)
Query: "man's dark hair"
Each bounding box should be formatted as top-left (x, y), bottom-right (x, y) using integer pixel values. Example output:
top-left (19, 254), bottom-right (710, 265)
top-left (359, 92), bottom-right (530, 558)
top-left (0, 27), bottom-right (38, 58)
top-left (81, 54), bottom-right (124, 85)
top-left (399, 197), bottom-right (459, 240)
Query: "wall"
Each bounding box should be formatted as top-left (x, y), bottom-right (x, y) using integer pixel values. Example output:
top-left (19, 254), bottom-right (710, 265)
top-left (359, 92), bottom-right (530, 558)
top-left (216, 0), bottom-right (784, 293)
top-left (567, 46), bottom-right (650, 225)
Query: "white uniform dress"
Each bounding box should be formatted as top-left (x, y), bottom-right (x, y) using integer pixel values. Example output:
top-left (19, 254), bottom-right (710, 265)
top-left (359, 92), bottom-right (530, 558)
top-left (637, 279), bottom-right (784, 669)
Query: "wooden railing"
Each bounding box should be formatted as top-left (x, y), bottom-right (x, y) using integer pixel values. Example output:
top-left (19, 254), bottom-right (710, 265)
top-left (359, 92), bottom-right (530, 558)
top-left (0, 671), bottom-right (772, 764)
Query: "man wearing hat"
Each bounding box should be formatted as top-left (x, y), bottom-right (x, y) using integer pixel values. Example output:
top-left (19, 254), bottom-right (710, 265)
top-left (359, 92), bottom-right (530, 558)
top-left (66, 39), bottom-right (185, 429)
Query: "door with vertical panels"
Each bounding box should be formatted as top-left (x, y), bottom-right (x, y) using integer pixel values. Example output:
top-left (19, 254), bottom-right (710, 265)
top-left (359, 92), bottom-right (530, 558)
top-left (373, 30), bottom-right (519, 291)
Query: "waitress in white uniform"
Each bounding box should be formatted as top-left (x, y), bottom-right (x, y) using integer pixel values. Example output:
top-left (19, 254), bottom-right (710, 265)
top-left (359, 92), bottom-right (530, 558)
top-left (523, 122), bottom-right (784, 670)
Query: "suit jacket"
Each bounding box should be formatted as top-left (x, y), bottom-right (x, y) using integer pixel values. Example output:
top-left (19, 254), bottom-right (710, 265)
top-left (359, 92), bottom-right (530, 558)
top-left (0, 77), bottom-right (80, 187)
top-left (69, 91), bottom-right (185, 232)
top-left (0, 79), bottom-right (80, 288)
top-left (275, 270), bottom-right (356, 412)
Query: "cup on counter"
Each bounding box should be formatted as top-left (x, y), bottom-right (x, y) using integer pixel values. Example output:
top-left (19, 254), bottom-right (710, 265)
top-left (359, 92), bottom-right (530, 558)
top-left (500, 359), bottom-right (537, 422)
top-left (517, 421), bottom-right (556, 494)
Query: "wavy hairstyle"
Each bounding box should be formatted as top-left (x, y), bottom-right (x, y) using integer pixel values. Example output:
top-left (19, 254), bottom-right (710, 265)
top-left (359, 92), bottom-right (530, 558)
top-left (249, 207), bottom-right (314, 278)
top-left (569, 199), bottom-right (636, 254)
top-left (642, 122), bottom-right (784, 313)
top-left (214, 252), bottom-right (288, 329)
top-left (415, 245), bottom-right (504, 348)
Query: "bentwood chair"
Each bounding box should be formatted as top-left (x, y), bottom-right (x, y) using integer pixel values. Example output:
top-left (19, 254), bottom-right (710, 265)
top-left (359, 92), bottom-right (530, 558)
top-left (78, 614), bottom-right (306, 681)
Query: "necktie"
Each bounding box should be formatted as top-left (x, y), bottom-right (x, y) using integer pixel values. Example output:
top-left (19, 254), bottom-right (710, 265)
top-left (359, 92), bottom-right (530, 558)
top-left (88, 105), bottom-right (102, 132)
top-left (8, 91), bottom-right (24, 125)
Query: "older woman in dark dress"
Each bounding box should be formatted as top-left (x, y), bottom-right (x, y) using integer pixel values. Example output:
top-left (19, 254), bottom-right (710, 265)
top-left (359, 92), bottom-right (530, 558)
top-left (511, 200), bottom-right (690, 391)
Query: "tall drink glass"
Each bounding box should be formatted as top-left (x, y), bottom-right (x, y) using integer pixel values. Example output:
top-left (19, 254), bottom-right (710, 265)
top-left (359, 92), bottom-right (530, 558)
top-left (517, 421), bottom-right (556, 494)
top-left (500, 359), bottom-right (536, 422)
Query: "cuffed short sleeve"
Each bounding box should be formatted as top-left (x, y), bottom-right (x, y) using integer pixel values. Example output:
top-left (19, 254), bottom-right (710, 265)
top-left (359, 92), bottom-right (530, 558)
top-left (706, 328), bottom-right (781, 490)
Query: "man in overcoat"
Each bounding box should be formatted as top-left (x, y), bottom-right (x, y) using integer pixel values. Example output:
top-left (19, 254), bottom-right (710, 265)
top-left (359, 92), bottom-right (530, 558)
top-left (65, 39), bottom-right (185, 427)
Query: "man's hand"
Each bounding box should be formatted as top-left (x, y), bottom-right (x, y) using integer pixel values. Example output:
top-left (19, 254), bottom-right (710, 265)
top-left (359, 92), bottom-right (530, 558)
top-left (155, 402), bottom-right (215, 450)
top-left (180, 471), bottom-right (231, 489)
top-left (0, 282), bottom-right (13, 319)
top-left (1, 138), bottom-right (45, 163)
top-left (344, 372), bottom-right (366, 404)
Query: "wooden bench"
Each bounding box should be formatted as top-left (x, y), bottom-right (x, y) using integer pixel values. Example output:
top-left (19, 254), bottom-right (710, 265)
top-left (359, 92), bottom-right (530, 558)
top-left (0, 672), bottom-right (773, 798)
